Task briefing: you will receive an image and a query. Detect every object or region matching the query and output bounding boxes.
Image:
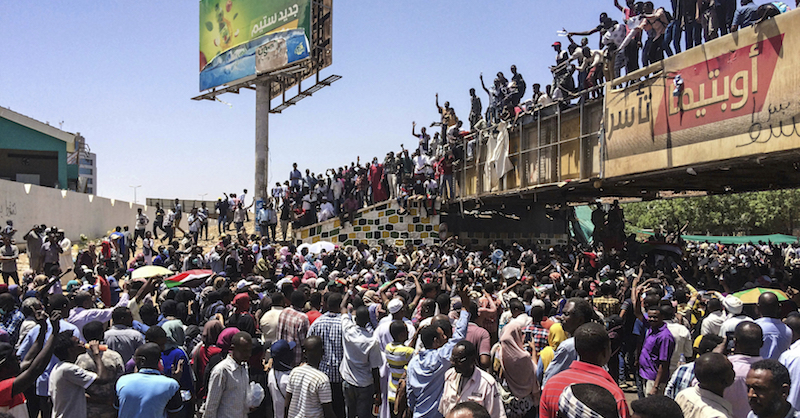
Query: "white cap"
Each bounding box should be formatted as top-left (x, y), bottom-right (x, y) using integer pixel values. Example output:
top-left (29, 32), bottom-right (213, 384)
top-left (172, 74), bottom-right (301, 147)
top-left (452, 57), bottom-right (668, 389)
top-left (722, 295), bottom-right (743, 314)
top-left (387, 298), bottom-right (404, 314)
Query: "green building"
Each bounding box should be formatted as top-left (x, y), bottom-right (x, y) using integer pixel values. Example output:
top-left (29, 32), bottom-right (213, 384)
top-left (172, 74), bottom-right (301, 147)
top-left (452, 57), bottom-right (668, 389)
top-left (0, 105), bottom-right (89, 191)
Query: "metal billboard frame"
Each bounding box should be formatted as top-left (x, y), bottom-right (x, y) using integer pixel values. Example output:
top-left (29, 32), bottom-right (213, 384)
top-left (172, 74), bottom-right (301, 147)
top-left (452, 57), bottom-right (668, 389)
top-left (192, 0), bottom-right (339, 112)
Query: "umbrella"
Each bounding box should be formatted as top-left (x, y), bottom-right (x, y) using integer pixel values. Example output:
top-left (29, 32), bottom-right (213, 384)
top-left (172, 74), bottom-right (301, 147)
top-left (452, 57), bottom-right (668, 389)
top-left (296, 243), bottom-right (313, 254)
top-left (310, 241), bottom-right (335, 254)
top-left (732, 288), bottom-right (789, 304)
top-left (130, 265), bottom-right (173, 280)
top-left (164, 269), bottom-right (214, 288)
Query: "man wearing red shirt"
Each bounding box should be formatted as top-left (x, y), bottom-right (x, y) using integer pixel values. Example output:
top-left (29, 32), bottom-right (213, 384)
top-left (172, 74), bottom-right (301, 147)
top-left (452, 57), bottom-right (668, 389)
top-left (540, 322), bottom-right (630, 418)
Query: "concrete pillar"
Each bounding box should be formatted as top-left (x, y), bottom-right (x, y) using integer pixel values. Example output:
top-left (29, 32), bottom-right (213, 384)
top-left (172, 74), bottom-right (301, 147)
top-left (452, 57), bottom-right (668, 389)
top-left (255, 80), bottom-right (270, 203)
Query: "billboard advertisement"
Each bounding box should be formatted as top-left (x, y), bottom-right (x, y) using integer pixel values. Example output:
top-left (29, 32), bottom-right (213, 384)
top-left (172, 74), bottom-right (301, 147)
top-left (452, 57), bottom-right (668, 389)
top-left (604, 11), bottom-right (800, 178)
top-left (199, 0), bottom-right (311, 91)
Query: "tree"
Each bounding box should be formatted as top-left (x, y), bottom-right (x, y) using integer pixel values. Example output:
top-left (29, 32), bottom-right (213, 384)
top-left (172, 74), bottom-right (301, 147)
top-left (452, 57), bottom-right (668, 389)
top-left (623, 189), bottom-right (800, 236)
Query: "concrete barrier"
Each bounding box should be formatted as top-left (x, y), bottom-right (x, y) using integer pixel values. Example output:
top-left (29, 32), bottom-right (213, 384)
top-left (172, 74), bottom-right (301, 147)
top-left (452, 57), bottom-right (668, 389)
top-left (0, 179), bottom-right (154, 248)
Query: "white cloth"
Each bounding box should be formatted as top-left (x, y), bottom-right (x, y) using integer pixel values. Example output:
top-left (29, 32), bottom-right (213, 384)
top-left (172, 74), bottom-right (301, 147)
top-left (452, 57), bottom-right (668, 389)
top-left (485, 121), bottom-right (513, 192)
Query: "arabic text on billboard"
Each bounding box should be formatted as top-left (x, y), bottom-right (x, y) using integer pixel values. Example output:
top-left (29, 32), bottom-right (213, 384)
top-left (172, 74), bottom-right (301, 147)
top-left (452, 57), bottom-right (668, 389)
top-left (199, 0), bottom-right (311, 91)
top-left (603, 12), bottom-right (800, 178)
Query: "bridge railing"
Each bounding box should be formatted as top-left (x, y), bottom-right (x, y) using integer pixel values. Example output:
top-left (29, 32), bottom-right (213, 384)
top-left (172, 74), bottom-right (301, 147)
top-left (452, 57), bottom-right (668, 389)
top-left (454, 97), bottom-right (604, 201)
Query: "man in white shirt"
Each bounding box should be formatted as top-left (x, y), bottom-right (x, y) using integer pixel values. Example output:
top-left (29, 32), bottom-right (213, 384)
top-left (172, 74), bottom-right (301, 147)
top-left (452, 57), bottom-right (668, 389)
top-left (204, 332), bottom-right (252, 418)
top-left (719, 295), bottom-right (750, 340)
top-left (133, 208), bottom-right (149, 249)
top-left (50, 332), bottom-right (111, 418)
top-left (340, 306), bottom-right (383, 418)
top-left (674, 353), bottom-right (735, 418)
top-left (412, 151), bottom-right (432, 177)
top-left (439, 340), bottom-right (505, 418)
top-left (664, 305), bottom-right (693, 378)
top-left (701, 298), bottom-right (727, 337)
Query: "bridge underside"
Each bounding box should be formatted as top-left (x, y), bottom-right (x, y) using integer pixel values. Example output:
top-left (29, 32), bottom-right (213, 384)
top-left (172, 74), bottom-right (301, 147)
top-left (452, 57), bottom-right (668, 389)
top-left (447, 149), bottom-right (800, 211)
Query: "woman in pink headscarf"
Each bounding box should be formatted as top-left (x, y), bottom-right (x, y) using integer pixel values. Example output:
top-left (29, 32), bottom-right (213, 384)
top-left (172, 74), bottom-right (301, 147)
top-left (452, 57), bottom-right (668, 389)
top-left (499, 320), bottom-right (540, 418)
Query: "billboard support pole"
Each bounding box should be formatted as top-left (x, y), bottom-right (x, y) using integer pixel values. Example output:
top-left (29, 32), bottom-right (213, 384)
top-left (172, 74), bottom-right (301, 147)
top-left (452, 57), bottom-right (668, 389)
top-left (255, 79), bottom-right (271, 208)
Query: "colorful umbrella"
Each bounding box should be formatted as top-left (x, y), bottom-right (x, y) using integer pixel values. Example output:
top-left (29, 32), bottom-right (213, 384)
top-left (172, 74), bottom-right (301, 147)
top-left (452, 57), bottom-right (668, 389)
top-left (732, 288), bottom-right (789, 304)
top-left (130, 265), bottom-right (173, 280)
top-left (164, 269), bottom-right (214, 288)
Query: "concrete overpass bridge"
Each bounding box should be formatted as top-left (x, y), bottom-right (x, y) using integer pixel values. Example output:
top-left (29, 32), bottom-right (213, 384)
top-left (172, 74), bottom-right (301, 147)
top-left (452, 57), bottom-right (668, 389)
top-left (445, 10), bottom-right (800, 245)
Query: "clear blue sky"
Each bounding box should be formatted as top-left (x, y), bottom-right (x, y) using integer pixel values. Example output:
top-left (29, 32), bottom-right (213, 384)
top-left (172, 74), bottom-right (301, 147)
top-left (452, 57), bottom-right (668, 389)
top-left (0, 0), bottom-right (670, 203)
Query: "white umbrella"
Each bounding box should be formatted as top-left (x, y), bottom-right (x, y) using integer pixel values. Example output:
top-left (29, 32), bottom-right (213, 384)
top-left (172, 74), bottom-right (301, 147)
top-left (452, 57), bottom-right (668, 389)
top-left (310, 241), bottom-right (336, 254)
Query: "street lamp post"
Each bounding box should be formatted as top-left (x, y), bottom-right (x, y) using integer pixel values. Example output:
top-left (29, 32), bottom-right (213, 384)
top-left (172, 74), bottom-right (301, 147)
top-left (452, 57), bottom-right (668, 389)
top-left (129, 185), bottom-right (141, 204)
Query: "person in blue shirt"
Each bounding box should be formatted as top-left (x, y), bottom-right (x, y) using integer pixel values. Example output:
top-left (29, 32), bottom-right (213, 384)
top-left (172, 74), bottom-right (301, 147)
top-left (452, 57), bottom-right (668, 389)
top-left (731, 0), bottom-right (762, 31)
top-left (116, 342), bottom-right (183, 418)
top-left (407, 287), bottom-right (470, 418)
top-left (17, 294), bottom-right (82, 418)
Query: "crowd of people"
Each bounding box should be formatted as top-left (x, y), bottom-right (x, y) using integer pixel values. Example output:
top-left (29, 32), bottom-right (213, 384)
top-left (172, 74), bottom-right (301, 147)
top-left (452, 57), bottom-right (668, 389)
top-left (3, 206), bottom-right (800, 418)
top-left (271, 0), bottom-right (797, 235)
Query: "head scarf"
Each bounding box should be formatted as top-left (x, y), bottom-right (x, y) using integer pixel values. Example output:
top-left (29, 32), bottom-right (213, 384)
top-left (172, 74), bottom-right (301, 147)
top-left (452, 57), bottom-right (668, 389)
top-left (101, 240), bottom-right (112, 259)
top-left (216, 327), bottom-right (240, 354)
top-left (499, 320), bottom-right (539, 398)
top-left (233, 293), bottom-right (250, 314)
top-left (162, 319), bottom-right (185, 351)
top-left (193, 323), bottom-right (223, 380)
top-left (539, 323), bottom-right (567, 372)
top-left (202, 320), bottom-right (223, 347)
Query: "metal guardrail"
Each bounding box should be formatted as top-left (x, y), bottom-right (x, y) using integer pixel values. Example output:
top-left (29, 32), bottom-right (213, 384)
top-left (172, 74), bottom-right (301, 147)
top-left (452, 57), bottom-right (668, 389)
top-left (453, 95), bottom-right (604, 201)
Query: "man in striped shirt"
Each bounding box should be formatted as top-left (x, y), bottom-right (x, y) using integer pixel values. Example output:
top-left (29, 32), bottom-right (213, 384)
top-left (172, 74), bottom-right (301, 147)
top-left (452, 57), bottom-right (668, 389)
top-left (307, 293), bottom-right (346, 418)
top-left (385, 321), bottom-right (414, 417)
top-left (540, 322), bottom-right (630, 418)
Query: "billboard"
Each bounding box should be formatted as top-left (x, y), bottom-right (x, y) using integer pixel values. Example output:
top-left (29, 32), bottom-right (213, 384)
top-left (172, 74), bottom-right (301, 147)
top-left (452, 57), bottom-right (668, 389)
top-left (199, 0), bottom-right (312, 91)
top-left (604, 11), bottom-right (800, 178)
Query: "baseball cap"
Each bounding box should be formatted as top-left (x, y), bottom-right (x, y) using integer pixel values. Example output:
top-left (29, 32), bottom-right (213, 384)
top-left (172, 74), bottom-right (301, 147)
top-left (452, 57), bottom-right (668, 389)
top-left (552, 41), bottom-right (562, 47)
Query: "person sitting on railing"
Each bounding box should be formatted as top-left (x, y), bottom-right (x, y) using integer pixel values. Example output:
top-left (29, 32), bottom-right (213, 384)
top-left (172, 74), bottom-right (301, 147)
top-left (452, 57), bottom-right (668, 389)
top-left (446, 121), bottom-right (467, 163)
top-left (317, 197), bottom-right (335, 223)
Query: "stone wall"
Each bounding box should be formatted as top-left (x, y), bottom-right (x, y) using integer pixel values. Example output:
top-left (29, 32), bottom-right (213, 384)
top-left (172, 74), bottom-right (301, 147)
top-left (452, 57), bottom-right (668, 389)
top-left (294, 199), bottom-right (441, 247)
